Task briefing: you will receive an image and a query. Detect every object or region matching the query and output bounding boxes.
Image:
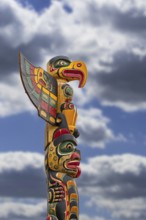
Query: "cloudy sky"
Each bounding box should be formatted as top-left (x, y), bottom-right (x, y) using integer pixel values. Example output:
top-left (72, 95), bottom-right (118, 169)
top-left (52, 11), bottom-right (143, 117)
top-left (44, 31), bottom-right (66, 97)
top-left (0, 0), bottom-right (146, 219)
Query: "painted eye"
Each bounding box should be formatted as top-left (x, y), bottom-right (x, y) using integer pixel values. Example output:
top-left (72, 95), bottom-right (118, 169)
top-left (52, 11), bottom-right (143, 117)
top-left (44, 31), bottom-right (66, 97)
top-left (60, 61), bottom-right (65, 65)
top-left (58, 141), bottom-right (74, 154)
top-left (58, 60), bottom-right (66, 66)
top-left (66, 144), bottom-right (73, 149)
top-left (54, 60), bottom-right (70, 68)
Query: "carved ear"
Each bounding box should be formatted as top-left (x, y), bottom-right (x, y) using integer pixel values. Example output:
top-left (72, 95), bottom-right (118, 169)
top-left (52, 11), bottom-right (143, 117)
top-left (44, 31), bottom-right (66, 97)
top-left (53, 113), bottom-right (77, 146)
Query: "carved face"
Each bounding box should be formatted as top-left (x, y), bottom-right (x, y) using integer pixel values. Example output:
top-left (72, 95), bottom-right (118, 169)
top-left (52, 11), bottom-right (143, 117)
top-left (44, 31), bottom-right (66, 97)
top-left (47, 56), bottom-right (88, 88)
top-left (48, 140), bottom-right (81, 178)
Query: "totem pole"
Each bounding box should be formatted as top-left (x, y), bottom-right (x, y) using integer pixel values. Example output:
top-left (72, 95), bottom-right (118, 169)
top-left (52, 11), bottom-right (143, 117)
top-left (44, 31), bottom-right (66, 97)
top-left (19, 53), bottom-right (88, 220)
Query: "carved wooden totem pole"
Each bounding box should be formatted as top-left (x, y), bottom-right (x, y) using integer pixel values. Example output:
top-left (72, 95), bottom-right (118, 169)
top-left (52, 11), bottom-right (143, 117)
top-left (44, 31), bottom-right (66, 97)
top-left (19, 53), bottom-right (88, 220)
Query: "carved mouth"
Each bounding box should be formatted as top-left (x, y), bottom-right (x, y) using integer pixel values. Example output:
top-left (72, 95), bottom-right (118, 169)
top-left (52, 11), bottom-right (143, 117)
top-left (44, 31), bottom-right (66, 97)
top-left (65, 152), bottom-right (81, 177)
top-left (67, 160), bottom-right (80, 169)
top-left (62, 69), bottom-right (84, 88)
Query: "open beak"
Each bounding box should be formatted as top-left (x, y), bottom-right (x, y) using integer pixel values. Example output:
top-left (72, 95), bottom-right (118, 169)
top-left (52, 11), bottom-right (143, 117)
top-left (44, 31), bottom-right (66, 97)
top-left (59, 61), bottom-right (88, 88)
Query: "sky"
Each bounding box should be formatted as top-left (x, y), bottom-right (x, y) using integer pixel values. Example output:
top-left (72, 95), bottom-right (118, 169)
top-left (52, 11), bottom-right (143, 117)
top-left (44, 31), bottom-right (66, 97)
top-left (0, 0), bottom-right (146, 219)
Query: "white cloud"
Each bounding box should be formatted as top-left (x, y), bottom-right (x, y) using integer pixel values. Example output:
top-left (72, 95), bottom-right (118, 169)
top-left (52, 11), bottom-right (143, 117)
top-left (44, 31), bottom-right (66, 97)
top-left (0, 151), bottom-right (43, 173)
top-left (88, 197), bottom-right (146, 220)
top-left (81, 154), bottom-right (146, 177)
top-left (102, 100), bottom-right (146, 112)
top-left (0, 0), bottom-right (38, 47)
top-left (0, 198), bottom-right (46, 219)
top-left (63, 0), bottom-right (146, 14)
top-left (80, 214), bottom-right (105, 220)
top-left (77, 108), bottom-right (126, 148)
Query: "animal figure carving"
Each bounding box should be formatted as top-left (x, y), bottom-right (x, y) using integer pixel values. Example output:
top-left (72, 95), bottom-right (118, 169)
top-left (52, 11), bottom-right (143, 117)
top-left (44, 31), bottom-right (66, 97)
top-left (19, 53), bottom-right (88, 220)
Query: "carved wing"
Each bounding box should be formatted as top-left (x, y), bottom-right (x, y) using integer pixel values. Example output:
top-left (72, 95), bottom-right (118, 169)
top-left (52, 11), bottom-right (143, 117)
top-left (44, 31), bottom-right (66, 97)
top-left (19, 52), bottom-right (58, 125)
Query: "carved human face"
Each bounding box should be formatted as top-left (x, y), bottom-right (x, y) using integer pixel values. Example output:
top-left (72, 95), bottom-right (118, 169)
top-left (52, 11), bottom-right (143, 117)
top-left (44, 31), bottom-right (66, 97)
top-left (48, 141), bottom-right (81, 178)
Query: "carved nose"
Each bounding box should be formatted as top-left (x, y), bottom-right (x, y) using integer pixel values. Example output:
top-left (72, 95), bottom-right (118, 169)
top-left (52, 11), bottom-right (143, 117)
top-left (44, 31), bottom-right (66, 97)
top-left (71, 151), bottom-right (81, 160)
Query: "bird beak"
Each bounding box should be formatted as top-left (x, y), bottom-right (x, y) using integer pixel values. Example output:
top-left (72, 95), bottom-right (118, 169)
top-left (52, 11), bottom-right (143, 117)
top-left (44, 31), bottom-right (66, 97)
top-left (58, 61), bottom-right (88, 88)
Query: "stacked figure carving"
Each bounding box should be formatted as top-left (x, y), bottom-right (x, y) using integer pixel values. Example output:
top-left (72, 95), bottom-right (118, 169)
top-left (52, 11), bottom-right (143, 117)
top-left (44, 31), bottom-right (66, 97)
top-left (19, 53), bottom-right (88, 220)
